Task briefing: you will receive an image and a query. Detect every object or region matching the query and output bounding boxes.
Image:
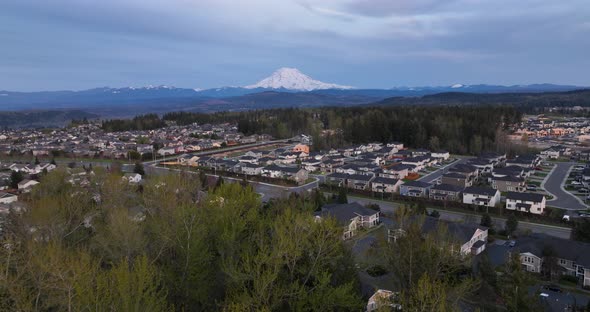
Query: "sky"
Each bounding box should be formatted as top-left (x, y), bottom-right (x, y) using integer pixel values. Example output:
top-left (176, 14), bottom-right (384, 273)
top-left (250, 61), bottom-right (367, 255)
top-left (1, 0), bottom-right (589, 91)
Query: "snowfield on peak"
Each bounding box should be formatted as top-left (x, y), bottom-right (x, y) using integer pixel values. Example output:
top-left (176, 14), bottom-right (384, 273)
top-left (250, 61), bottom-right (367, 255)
top-left (245, 67), bottom-right (353, 91)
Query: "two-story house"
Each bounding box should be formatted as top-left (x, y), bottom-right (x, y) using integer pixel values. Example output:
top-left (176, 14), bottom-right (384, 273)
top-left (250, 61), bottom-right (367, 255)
top-left (429, 184), bottom-right (464, 201)
top-left (505, 192), bottom-right (546, 215)
top-left (462, 186), bottom-right (501, 207)
top-left (315, 203), bottom-right (380, 240)
top-left (400, 181), bottom-right (433, 198)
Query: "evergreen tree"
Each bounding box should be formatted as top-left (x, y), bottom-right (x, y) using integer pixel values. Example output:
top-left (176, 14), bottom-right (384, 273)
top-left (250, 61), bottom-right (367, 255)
top-left (505, 215), bottom-right (519, 236)
top-left (9, 170), bottom-right (24, 189)
top-left (133, 162), bottom-right (145, 176)
top-left (336, 188), bottom-right (348, 204)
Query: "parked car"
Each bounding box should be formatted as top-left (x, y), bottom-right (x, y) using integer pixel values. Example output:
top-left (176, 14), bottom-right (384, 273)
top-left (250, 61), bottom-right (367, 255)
top-left (574, 166), bottom-right (585, 170)
top-left (508, 240), bottom-right (516, 247)
top-left (578, 188), bottom-right (590, 193)
top-left (526, 186), bottom-right (537, 191)
top-left (563, 215), bottom-right (570, 222)
top-left (571, 181), bottom-right (582, 186)
top-left (543, 285), bottom-right (562, 293)
top-left (535, 167), bottom-right (543, 171)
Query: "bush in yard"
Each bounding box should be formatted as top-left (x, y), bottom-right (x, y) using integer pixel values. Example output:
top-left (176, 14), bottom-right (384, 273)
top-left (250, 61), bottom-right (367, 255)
top-left (560, 275), bottom-right (579, 285)
top-left (366, 265), bottom-right (389, 277)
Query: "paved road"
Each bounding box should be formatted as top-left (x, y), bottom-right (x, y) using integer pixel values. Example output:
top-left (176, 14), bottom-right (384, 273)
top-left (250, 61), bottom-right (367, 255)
top-left (543, 162), bottom-right (587, 210)
top-left (418, 157), bottom-right (468, 183)
top-left (142, 139), bottom-right (289, 166)
top-left (344, 195), bottom-right (572, 239)
top-left (145, 165), bottom-right (319, 202)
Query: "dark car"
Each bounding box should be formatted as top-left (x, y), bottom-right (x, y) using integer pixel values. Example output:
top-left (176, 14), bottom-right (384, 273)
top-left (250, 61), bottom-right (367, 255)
top-left (544, 284), bottom-right (563, 293)
top-left (535, 167), bottom-right (543, 171)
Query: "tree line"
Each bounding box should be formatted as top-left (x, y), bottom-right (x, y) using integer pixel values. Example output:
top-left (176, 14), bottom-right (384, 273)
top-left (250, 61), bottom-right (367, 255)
top-left (163, 106), bottom-right (522, 154)
top-left (101, 114), bottom-right (166, 132)
top-left (0, 169), bottom-right (548, 311)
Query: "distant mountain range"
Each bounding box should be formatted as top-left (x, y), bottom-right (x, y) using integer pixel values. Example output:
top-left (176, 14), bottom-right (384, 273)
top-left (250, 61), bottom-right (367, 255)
top-left (0, 67), bottom-right (588, 115)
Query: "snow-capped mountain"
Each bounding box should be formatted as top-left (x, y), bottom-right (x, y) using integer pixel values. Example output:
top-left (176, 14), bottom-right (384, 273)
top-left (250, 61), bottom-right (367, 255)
top-left (245, 67), bottom-right (353, 91)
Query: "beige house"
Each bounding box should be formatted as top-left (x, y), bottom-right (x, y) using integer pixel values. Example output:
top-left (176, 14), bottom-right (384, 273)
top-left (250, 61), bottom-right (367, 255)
top-left (516, 235), bottom-right (590, 287)
top-left (492, 176), bottom-right (526, 192)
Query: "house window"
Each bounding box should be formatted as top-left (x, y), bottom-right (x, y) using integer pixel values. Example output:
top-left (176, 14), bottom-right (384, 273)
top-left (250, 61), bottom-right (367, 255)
top-left (560, 259), bottom-right (567, 265)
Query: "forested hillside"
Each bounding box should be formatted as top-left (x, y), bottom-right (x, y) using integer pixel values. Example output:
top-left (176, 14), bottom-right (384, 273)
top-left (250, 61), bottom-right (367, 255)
top-left (374, 89), bottom-right (590, 112)
top-left (102, 113), bottom-right (167, 132)
top-left (164, 105), bottom-right (522, 154)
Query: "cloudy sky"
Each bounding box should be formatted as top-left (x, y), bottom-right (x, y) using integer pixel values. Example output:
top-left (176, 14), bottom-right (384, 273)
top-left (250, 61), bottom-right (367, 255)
top-left (1, 0), bottom-right (589, 91)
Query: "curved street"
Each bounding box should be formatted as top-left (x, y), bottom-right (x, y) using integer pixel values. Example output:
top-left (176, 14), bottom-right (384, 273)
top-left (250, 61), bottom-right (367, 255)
top-left (543, 162), bottom-right (587, 210)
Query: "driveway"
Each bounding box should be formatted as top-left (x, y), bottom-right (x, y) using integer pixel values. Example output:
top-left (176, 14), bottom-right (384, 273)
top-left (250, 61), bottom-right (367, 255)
top-left (543, 162), bottom-right (587, 210)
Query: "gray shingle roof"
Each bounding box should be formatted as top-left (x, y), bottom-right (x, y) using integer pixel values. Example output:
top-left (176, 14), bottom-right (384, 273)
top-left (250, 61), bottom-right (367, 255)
top-left (317, 203), bottom-right (378, 225)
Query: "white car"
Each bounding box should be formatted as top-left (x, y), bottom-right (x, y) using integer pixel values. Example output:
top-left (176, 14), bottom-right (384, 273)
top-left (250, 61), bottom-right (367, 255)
top-left (571, 181), bottom-right (582, 186)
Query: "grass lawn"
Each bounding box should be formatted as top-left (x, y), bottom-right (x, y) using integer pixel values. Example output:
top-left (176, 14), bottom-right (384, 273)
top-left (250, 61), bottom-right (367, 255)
top-left (528, 181), bottom-right (541, 186)
top-left (534, 172), bottom-right (548, 177)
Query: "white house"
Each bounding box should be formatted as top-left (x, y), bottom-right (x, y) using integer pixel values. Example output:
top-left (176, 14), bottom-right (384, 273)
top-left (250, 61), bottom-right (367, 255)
top-left (505, 192), bottom-right (546, 214)
top-left (241, 163), bottom-right (264, 175)
top-left (0, 192), bottom-right (18, 204)
top-left (431, 151), bottom-right (450, 160)
top-left (157, 147), bottom-right (176, 156)
top-left (315, 203), bottom-right (380, 240)
top-left (462, 186), bottom-right (501, 207)
top-left (371, 177), bottom-right (402, 194)
top-left (18, 179), bottom-right (40, 193)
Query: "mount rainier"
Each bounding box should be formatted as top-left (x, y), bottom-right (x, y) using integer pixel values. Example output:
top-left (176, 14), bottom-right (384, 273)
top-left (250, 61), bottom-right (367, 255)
top-left (245, 67), bottom-right (353, 91)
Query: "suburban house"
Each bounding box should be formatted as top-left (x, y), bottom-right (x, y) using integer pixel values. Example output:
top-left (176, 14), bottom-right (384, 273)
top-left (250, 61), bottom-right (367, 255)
top-left (17, 179), bottom-right (40, 193)
top-left (515, 234), bottom-right (590, 287)
top-left (506, 154), bottom-right (540, 168)
top-left (492, 166), bottom-right (525, 179)
top-left (400, 180), bottom-right (433, 198)
top-left (380, 164), bottom-right (411, 179)
top-left (241, 163), bottom-right (264, 175)
top-left (429, 184), bottom-right (464, 201)
top-left (366, 289), bottom-right (400, 312)
top-left (402, 155), bottom-right (431, 171)
top-left (346, 174), bottom-right (375, 190)
top-left (441, 172), bottom-right (471, 188)
top-left (261, 165), bottom-right (308, 184)
top-left (467, 158), bottom-right (494, 174)
top-left (505, 192), bottom-right (546, 214)
top-left (292, 144), bottom-right (310, 154)
top-left (480, 152), bottom-right (507, 167)
top-left (431, 151), bottom-right (450, 161)
top-left (389, 216), bottom-right (488, 256)
top-left (326, 172), bottom-right (349, 187)
top-left (540, 146), bottom-right (561, 159)
top-left (491, 176), bottom-right (526, 192)
top-left (0, 192), bottom-right (18, 204)
top-left (462, 186), bottom-right (501, 207)
top-left (448, 164), bottom-right (479, 182)
top-left (371, 177), bottom-right (402, 194)
top-left (315, 203), bottom-right (380, 240)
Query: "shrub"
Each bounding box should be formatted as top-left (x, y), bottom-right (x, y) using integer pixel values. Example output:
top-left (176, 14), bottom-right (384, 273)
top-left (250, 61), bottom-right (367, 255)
top-left (366, 265), bottom-right (389, 277)
top-left (560, 275), bottom-right (579, 285)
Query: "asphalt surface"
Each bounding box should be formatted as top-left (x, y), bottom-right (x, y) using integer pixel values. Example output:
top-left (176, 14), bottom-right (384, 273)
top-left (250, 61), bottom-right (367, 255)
top-left (544, 162), bottom-right (588, 210)
top-left (345, 195), bottom-right (572, 239)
